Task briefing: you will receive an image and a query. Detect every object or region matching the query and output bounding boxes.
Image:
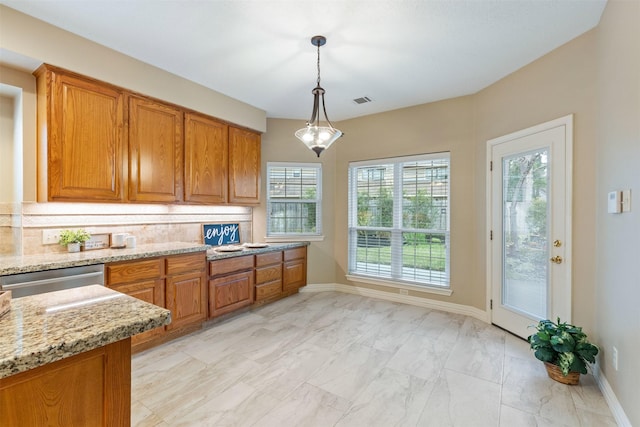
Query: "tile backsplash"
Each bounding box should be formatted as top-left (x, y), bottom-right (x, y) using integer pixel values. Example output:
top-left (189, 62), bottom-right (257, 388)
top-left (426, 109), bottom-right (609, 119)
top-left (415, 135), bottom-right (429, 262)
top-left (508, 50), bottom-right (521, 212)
top-left (0, 202), bottom-right (253, 256)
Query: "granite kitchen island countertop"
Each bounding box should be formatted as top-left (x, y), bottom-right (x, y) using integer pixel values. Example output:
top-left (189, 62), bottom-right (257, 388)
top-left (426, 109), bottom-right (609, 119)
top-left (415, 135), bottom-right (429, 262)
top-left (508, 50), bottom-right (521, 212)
top-left (0, 285), bottom-right (171, 379)
top-left (0, 242), bottom-right (210, 276)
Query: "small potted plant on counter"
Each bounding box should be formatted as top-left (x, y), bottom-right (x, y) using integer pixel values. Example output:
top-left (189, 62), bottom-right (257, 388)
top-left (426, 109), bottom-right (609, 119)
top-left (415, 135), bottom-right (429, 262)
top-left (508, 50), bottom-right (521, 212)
top-left (528, 317), bottom-right (599, 385)
top-left (58, 229), bottom-right (91, 253)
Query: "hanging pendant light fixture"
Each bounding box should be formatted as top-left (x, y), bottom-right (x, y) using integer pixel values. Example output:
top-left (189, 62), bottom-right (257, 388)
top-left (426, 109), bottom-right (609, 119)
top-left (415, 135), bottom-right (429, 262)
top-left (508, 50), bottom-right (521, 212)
top-left (295, 35), bottom-right (343, 157)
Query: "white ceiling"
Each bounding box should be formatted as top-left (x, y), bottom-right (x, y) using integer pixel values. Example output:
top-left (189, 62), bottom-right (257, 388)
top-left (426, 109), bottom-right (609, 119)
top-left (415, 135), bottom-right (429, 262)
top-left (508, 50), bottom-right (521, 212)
top-left (0, 0), bottom-right (607, 121)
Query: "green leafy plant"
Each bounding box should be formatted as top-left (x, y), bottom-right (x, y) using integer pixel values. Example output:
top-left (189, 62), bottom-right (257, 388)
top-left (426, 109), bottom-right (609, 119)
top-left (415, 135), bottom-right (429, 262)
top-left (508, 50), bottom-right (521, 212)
top-left (58, 229), bottom-right (91, 246)
top-left (528, 318), bottom-right (599, 376)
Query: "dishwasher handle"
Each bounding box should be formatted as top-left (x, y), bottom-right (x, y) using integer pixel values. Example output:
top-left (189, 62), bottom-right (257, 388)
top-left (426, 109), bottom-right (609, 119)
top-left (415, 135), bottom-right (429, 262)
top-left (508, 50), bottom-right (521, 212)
top-left (1, 271), bottom-right (104, 290)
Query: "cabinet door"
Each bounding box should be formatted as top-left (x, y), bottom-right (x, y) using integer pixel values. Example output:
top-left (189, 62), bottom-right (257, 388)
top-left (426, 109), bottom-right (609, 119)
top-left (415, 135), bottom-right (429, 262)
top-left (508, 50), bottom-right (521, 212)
top-left (0, 339), bottom-right (131, 427)
top-left (185, 113), bottom-right (229, 204)
top-left (129, 96), bottom-right (184, 203)
top-left (283, 260), bottom-right (306, 292)
top-left (283, 247), bottom-right (307, 291)
top-left (209, 270), bottom-right (253, 318)
top-left (166, 270), bottom-right (207, 330)
top-left (109, 279), bottom-right (165, 346)
top-left (228, 126), bottom-right (261, 205)
top-left (37, 67), bottom-right (125, 202)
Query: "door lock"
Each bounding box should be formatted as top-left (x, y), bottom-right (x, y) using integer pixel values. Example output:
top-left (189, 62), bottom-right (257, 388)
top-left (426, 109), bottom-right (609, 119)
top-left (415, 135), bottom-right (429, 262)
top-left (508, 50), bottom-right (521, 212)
top-left (550, 255), bottom-right (563, 264)
top-left (553, 240), bottom-right (562, 247)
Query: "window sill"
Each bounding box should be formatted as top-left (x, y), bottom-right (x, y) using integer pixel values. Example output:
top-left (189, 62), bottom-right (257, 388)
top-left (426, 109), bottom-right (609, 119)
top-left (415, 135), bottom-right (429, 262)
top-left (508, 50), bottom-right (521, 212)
top-left (345, 274), bottom-right (453, 296)
top-left (265, 235), bottom-right (324, 243)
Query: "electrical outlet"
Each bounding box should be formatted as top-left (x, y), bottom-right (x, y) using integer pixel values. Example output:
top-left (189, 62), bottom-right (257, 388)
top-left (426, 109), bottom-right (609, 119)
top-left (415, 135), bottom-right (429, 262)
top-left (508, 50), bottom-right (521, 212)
top-left (42, 229), bottom-right (63, 245)
top-left (612, 346), bottom-right (619, 371)
top-left (399, 289), bottom-right (409, 295)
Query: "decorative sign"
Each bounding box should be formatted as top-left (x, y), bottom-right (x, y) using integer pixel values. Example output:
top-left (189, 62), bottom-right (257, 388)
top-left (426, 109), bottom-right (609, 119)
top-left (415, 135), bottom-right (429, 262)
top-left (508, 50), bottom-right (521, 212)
top-left (83, 234), bottom-right (110, 251)
top-left (204, 223), bottom-right (240, 246)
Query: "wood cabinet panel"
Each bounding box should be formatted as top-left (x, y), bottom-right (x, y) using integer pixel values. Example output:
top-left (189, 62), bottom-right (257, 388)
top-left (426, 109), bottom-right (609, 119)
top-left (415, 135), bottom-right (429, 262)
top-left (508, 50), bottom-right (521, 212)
top-left (166, 270), bottom-right (207, 330)
top-left (0, 338), bottom-right (131, 427)
top-left (34, 65), bottom-right (125, 202)
top-left (283, 260), bottom-right (306, 292)
top-left (184, 112), bottom-right (229, 204)
top-left (109, 279), bottom-right (165, 346)
top-left (166, 252), bottom-right (206, 275)
top-left (255, 264), bottom-right (282, 284)
top-left (255, 281), bottom-right (282, 301)
top-left (284, 247), bottom-right (306, 262)
top-left (129, 96), bottom-right (184, 203)
top-left (255, 251), bottom-right (282, 267)
top-left (210, 255), bottom-right (254, 277)
top-left (106, 259), bottom-right (163, 285)
top-left (228, 126), bottom-right (261, 205)
top-left (209, 270), bottom-right (253, 318)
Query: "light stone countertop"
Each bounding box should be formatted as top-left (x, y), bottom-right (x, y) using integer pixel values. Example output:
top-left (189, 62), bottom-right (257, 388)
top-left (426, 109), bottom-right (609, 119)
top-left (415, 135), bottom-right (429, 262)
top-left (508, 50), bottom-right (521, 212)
top-left (206, 242), bottom-right (309, 260)
top-left (0, 285), bottom-right (171, 379)
top-left (0, 242), bottom-right (210, 276)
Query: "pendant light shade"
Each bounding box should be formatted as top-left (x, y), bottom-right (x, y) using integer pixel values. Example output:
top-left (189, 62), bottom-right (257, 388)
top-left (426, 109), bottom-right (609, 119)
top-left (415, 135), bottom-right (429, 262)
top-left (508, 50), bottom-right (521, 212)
top-left (295, 35), bottom-right (343, 157)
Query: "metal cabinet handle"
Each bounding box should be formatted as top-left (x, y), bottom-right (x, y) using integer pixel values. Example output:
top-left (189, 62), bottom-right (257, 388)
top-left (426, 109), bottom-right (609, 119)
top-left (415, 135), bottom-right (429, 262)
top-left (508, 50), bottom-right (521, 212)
top-left (550, 256), bottom-right (563, 264)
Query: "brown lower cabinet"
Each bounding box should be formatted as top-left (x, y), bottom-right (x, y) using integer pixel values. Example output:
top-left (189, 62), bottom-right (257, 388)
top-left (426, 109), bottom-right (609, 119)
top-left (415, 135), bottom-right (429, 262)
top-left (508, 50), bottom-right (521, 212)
top-left (255, 251), bottom-right (283, 303)
top-left (106, 252), bottom-right (206, 351)
top-left (106, 247), bottom-right (306, 349)
top-left (209, 255), bottom-right (254, 318)
top-left (0, 338), bottom-right (131, 427)
top-left (209, 246), bottom-right (308, 317)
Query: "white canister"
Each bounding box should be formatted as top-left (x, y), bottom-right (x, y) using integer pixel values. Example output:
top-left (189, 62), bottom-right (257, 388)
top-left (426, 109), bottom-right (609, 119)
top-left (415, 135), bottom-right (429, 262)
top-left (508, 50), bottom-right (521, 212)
top-left (111, 233), bottom-right (127, 248)
top-left (126, 235), bottom-right (136, 248)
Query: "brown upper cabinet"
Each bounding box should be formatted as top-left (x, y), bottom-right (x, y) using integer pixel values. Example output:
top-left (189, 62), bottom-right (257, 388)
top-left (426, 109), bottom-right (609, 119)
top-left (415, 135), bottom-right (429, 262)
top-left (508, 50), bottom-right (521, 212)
top-left (129, 96), bottom-right (184, 203)
top-left (34, 64), bottom-right (261, 205)
top-left (184, 112), bottom-right (228, 204)
top-left (34, 65), bottom-right (126, 202)
top-left (228, 127), bottom-right (261, 205)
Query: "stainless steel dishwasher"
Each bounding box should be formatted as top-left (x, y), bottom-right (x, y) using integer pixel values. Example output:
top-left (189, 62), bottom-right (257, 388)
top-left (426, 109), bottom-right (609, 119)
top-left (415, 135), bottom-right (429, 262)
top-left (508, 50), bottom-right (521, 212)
top-left (0, 264), bottom-right (104, 298)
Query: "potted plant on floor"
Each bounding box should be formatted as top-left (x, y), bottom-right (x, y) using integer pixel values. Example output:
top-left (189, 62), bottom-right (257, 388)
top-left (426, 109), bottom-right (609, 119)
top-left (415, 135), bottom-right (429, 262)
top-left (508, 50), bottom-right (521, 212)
top-left (58, 229), bottom-right (91, 253)
top-left (528, 318), bottom-right (599, 385)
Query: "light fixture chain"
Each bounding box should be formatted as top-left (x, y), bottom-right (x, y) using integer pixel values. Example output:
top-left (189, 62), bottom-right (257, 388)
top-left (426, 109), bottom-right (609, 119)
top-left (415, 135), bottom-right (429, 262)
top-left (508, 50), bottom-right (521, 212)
top-left (316, 42), bottom-right (321, 86)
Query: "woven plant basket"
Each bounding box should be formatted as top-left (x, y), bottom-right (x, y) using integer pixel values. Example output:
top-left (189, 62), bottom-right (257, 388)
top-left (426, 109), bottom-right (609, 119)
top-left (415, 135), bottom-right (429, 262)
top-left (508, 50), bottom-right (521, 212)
top-left (544, 362), bottom-right (580, 385)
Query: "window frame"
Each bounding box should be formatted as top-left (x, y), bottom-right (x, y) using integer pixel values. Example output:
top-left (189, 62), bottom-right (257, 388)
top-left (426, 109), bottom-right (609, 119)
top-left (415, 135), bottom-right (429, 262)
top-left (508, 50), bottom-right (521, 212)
top-left (266, 162), bottom-right (322, 239)
top-left (347, 152), bottom-right (451, 292)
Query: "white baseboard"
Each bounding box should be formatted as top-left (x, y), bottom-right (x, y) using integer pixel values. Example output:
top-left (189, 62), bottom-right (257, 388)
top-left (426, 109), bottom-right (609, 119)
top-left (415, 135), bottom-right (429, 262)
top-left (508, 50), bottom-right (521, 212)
top-left (592, 363), bottom-right (632, 427)
top-left (300, 283), bottom-right (490, 323)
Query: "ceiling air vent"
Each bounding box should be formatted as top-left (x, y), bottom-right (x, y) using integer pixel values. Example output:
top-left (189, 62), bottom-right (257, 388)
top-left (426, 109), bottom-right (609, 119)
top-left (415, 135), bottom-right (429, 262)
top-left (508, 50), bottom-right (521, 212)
top-left (352, 96), bottom-right (372, 105)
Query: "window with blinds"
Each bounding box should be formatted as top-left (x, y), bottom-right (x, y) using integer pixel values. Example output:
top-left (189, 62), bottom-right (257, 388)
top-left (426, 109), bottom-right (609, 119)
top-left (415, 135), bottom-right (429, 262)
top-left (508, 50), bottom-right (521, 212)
top-left (267, 163), bottom-right (322, 236)
top-left (348, 153), bottom-right (450, 287)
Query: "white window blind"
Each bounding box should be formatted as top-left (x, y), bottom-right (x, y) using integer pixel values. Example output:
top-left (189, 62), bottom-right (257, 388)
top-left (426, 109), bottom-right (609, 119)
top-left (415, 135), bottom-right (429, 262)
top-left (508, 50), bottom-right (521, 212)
top-left (348, 153), bottom-right (450, 287)
top-left (267, 162), bottom-right (322, 236)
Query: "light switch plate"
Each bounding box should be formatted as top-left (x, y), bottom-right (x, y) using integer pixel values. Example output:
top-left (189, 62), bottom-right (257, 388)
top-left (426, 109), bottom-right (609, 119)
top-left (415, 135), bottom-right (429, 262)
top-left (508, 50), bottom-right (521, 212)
top-left (608, 191), bottom-right (621, 213)
top-left (622, 189), bottom-right (631, 212)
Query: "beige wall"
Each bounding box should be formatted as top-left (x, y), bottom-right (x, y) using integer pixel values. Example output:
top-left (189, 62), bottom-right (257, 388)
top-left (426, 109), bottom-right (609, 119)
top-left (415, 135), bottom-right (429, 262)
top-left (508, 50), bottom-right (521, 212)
top-left (595, 0), bottom-right (640, 425)
top-left (0, 66), bottom-right (37, 202)
top-left (336, 96), bottom-right (478, 306)
top-left (0, 5), bottom-right (266, 133)
top-left (475, 30), bottom-right (598, 332)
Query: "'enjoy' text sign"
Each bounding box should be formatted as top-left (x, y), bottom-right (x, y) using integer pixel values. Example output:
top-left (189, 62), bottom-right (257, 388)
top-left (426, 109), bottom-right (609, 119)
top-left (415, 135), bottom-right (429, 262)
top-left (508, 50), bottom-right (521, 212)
top-left (203, 223), bottom-right (240, 246)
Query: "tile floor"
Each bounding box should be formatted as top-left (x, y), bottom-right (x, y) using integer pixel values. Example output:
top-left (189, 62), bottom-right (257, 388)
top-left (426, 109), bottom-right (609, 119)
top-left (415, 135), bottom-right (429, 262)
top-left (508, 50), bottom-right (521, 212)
top-left (131, 291), bottom-right (617, 427)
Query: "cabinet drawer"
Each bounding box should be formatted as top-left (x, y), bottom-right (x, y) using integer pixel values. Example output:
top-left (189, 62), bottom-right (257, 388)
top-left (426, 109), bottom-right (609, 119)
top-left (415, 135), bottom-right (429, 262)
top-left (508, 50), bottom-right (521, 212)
top-left (255, 281), bottom-right (282, 301)
top-left (255, 264), bottom-right (282, 284)
top-left (166, 253), bottom-right (205, 275)
top-left (255, 251), bottom-right (282, 267)
top-left (209, 255), bottom-right (254, 277)
top-left (284, 247), bottom-right (306, 262)
top-left (107, 258), bottom-right (163, 285)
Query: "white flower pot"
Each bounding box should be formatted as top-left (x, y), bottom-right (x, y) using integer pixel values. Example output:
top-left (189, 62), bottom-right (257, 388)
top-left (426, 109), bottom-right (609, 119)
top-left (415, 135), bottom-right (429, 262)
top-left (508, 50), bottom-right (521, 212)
top-left (67, 242), bottom-right (81, 253)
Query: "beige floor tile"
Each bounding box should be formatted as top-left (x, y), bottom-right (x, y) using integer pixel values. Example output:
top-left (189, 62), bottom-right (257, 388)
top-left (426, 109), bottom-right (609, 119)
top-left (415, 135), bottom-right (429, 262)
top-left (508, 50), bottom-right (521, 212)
top-left (131, 291), bottom-right (615, 427)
